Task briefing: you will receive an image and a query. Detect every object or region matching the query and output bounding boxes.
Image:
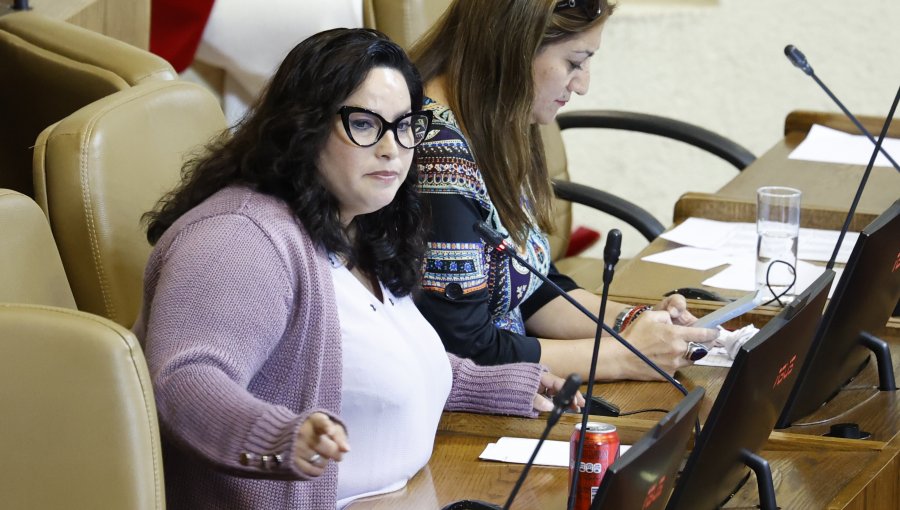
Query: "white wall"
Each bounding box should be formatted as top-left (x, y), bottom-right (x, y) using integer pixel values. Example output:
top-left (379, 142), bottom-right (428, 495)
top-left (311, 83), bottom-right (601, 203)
top-left (564, 0), bottom-right (900, 258)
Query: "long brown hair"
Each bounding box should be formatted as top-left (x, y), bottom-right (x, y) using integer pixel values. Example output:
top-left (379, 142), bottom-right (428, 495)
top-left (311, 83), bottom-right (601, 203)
top-left (411, 0), bottom-right (613, 245)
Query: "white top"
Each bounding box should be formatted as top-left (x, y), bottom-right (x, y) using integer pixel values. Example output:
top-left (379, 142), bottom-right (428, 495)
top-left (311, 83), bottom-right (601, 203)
top-left (330, 256), bottom-right (453, 509)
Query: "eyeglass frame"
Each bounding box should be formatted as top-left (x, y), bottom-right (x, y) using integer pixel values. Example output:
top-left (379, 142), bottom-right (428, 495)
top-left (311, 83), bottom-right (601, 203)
top-left (336, 106), bottom-right (433, 149)
top-left (553, 0), bottom-right (602, 20)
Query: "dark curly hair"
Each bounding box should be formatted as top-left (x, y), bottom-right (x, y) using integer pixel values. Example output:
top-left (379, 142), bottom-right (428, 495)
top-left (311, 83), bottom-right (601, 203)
top-left (144, 28), bottom-right (426, 296)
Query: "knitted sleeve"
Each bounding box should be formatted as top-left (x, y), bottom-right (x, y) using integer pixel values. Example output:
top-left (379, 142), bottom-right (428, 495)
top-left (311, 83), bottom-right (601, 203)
top-left (443, 352), bottom-right (544, 417)
top-left (142, 213), bottom-right (331, 480)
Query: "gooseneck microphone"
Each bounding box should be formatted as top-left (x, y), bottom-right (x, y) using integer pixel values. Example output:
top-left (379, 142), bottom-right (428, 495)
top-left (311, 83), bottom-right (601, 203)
top-left (784, 44), bottom-right (899, 173)
top-left (472, 222), bottom-right (689, 396)
top-left (440, 373), bottom-right (583, 510)
top-left (566, 230), bottom-right (621, 510)
top-left (825, 84), bottom-right (900, 271)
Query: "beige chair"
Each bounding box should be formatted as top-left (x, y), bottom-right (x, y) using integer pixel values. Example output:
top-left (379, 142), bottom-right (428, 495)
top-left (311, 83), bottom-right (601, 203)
top-left (33, 80), bottom-right (227, 327)
top-left (0, 10), bottom-right (176, 197)
top-left (0, 303), bottom-right (165, 509)
top-left (0, 188), bottom-right (76, 308)
top-left (364, 0), bottom-right (755, 290)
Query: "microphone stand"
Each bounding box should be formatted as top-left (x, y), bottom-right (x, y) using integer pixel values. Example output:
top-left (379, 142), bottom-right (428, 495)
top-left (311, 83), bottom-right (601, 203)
top-left (473, 222), bottom-right (690, 398)
top-left (784, 45), bottom-right (900, 173)
top-left (501, 374), bottom-right (582, 510)
top-left (825, 84), bottom-right (900, 271)
top-left (566, 230), bottom-right (621, 510)
top-left (441, 374), bottom-right (583, 510)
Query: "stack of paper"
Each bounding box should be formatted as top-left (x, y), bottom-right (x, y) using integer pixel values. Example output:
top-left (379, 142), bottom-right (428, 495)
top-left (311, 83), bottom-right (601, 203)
top-left (644, 218), bottom-right (850, 295)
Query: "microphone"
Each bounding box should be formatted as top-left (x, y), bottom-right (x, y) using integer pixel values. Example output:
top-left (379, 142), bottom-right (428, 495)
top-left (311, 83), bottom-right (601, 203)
top-left (784, 44), bottom-right (899, 172)
top-left (567, 230), bottom-right (620, 510)
top-left (440, 373), bottom-right (583, 510)
top-left (472, 222), bottom-right (690, 396)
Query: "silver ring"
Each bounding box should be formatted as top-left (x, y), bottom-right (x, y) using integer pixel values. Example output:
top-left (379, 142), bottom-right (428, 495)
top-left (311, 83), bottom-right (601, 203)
top-left (683, 341), bottom-right (709, 361)
top-left (308, 453), bottom-right (322, 464)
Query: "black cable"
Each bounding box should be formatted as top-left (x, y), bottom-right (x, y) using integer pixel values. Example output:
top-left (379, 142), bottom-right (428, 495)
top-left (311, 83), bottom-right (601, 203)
top-left (761, 259), bottom-right (797, 307)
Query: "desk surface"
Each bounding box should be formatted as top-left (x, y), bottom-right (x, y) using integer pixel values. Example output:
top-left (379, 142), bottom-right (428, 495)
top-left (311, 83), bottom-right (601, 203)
top-left (349, 412), bottom-right (896, 510)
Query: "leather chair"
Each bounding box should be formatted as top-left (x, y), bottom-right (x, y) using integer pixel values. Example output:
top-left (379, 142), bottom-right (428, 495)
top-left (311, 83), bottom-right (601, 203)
top-left (0, 303), bottom-right (165, 509)
top-left (0, 188), bottom-right (76, 308)
top-left (363, 0), bottom-right (755, 289)
top-left (0, 10), bottom-right (176, 197)
top-left (33, 80), bottom-right (227, 327)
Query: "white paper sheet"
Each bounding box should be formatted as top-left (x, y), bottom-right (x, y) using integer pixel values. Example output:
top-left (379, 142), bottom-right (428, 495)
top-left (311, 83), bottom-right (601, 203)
top-left (641, 247), bottom-right (732, 270)
top-left (788, 124), bottom-right (900, 168)
top-left (659, 218), bottom-right (857, 264)
top-left (479, 437), bottom-right (631, 467)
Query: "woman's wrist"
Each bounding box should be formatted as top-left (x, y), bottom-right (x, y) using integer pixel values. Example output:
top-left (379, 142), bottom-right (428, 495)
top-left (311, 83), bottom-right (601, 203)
top-left (616, 305), bottom-right (651, 333)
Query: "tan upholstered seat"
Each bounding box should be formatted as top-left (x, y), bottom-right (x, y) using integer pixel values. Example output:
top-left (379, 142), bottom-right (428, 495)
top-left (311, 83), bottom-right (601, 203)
top-left (33, 80), bottom-right (227, 327)
top-left (0, 10), bottom-right (176, 197)
top-left (364, 0), bottom-right (755, 290)
top-left (0, 303), bottom-right (164, 509)
top-left (0, 188), bottom-right (76, 308)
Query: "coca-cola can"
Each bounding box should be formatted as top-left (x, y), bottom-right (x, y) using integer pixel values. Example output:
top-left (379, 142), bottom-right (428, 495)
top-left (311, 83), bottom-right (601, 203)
top-left (569, 422), bottom-right (620, 510)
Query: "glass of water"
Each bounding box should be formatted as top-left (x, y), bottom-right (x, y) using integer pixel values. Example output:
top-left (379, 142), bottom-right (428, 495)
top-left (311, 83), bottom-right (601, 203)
top-left (756, 186), bottom-right (801, 300)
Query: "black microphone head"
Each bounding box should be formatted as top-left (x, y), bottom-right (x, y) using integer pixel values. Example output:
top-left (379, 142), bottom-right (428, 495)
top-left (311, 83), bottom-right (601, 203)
top-left (784, 44), bottom-right (813, 76)
top-left (603, 229), bottom-right (622, 268)
top-left (473, 221), bottom-right (508, 248)
top-left (553, 373), bottom-right (583, 409)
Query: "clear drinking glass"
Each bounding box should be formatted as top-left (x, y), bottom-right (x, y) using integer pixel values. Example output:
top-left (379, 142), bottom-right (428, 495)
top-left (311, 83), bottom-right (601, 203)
top-left (756, 186), bottom-right (801, 300)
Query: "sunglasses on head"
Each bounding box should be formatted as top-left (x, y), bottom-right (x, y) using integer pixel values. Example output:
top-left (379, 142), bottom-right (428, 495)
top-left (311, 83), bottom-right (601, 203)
top-left (553, 0), bottom-right (602, 20)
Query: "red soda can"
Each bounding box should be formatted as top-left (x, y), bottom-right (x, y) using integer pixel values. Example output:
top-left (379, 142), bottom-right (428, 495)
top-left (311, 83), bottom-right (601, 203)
top-left (569, 422), bottom-right (620, 510)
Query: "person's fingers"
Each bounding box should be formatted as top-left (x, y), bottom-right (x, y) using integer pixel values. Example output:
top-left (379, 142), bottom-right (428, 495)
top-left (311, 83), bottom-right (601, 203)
top-left (638, 310), bottom-right (674, 325)
top-left (309, 413), bottom-right (351, 453)
top-left (310, 431), bottom-right (347, 463)
top-left (571, 390), bottom-right (585, 410)
top-left (293, 413), bottom-right (352, 476)
top-left (673, 324), bottom-right (720, 344)
top-left (533, 393), bottom-right (554, 413)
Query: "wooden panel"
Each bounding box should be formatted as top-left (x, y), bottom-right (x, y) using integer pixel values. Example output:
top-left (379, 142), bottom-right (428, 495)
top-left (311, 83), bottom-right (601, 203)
top-left (784, 110), bottom-right (900, 139)
top-left (673, 192), bottom-right (880, 231)
top-left (9, 0), bottom-right (150, 49)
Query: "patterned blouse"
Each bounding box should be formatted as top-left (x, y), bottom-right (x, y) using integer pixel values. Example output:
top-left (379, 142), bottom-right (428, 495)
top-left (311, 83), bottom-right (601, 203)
top-left (415, 98), bottom-right (579, 365)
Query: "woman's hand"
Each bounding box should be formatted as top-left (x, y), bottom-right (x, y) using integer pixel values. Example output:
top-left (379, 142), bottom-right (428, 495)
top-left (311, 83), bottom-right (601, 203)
top-left (292, 412), bottom-right (351, 477)
top-left (618, 310), bottom-right (719, 380)
top-left (654, 294), bottom-right (698, 326)
top-left (532, 371), bottom-right (585, 413)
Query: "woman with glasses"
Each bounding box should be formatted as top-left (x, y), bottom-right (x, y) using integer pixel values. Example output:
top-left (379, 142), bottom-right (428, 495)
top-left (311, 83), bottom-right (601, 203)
top-left (411, 0), bottom-right (719, 382)
top-left (135, 28), bottom-right (580, 510)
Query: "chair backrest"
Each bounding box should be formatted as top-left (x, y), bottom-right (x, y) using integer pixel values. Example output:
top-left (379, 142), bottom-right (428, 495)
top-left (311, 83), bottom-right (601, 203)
top-left (363, 0), bottom-right (574, 260)
top-left (0, 188), bottom-right (76, 308)
top-left (0, 303), bottom-right (165, 509)
top-left (33, 80), bottom-right (227, 327)
top-left (0, 11), bottom-right (176, 197)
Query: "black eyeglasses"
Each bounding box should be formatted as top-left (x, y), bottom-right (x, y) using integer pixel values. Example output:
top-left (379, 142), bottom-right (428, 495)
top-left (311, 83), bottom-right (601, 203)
top-left (337, 106), bottom-right (432, 149)
top-left (553, 0), bottom-right (602, 20)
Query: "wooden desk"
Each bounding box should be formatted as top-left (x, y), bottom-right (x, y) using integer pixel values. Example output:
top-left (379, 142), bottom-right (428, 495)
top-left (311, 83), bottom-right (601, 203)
top-left (674, 111), bottom-right (900, 229)
top-left (349, 411), bottom-right (897, 509)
